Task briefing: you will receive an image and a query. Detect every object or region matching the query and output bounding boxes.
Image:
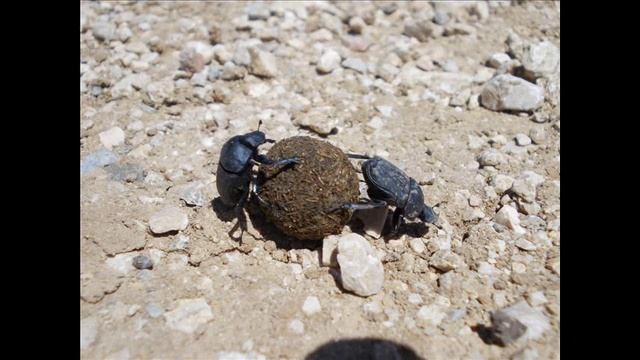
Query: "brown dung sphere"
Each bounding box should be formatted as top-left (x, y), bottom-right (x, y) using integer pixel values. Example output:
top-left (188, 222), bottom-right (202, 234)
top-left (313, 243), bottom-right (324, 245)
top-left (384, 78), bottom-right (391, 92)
top-left (257, 136), bottom-right (359, 240)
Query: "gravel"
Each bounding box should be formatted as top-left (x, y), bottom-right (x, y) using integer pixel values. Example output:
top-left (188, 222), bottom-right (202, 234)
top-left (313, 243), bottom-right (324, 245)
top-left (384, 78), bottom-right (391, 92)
top-left (336, 233), bottom-right (384, 297)
top-left (480, 74), bottom-right (545, 112)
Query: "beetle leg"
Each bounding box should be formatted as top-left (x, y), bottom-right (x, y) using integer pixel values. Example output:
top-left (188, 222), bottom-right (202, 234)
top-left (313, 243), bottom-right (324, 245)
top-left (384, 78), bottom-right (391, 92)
top-left (345, 152), bottom-right (373, 160)
top-left (328, 199), bottom-right (387, 212)
top-left (253, 154), bottom-right (301, 167)
top-left (391, 208), bottom-right (404, 232)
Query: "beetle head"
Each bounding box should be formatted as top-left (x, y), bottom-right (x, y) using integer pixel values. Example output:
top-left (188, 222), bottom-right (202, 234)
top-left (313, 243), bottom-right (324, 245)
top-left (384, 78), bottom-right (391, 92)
top-left (419, 205), bottom-right (438, 224)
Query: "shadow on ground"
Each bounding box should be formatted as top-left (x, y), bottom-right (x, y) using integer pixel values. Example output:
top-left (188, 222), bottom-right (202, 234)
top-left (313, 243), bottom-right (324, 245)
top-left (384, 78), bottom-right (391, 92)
top-left (305, 338), bottom-right (424, 360)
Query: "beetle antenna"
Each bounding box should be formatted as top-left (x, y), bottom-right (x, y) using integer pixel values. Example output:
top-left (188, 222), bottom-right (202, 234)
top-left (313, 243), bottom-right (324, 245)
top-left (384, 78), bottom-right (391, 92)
top-left (257, 120), bottom-right (263, 131)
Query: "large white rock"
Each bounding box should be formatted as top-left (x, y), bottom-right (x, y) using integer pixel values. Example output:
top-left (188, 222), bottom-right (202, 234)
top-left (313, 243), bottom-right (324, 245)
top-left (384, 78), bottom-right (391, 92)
top-left (337, 233), bottom-right (384, 297)
top-left (480, 74), bottom-right (544, 112)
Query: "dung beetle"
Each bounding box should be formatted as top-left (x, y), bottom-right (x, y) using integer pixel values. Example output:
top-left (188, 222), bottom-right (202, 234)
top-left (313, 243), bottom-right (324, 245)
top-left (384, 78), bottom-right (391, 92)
top-left (216, 121), bottom-right (300, 209)
top-left (335, 154), bottom-right (439, 231)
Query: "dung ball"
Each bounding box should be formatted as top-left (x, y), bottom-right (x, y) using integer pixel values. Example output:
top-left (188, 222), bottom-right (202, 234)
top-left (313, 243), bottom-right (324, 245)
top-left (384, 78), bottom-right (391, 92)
top-left (257, 136), bottom-right (359, 240)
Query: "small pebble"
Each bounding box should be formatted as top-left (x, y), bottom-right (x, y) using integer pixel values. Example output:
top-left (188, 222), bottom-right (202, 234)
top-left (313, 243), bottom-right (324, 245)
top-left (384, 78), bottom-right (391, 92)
top-left (409, 238), bottom-right (425, 254)
top-left (132, 255), bottom-right (153, 270)
top-left (529, 127), bottom-right (546, 144)
top-left (494, 205), bottom-right (526, 235)
top-left (99, 127), bottom-right (125, 150)
top-left (317, 49), bottom-right (342, 74)
top-left (302, 296), bottom-right (321, 316)
top-left (515, 238), bottom-right (537, 251)
top-left (514, 133), bottom-right (532, 146)
top-left (248, 48), bottom-right (278, 78)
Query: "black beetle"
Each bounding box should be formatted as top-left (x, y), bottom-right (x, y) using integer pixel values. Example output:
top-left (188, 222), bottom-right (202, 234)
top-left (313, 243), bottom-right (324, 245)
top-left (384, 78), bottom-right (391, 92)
top-left (335, 154), bottom-right (439, 231)
top-left (216, 121), bottom-right (300, 209)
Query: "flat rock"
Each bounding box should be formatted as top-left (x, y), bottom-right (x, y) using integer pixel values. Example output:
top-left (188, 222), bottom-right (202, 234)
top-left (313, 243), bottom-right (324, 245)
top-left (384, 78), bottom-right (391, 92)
top-left (149, 207), bottom-right (189, 234)
top-left (171, 181), bottom-right (207, 207)
top-left (321, 235), bottom-right (339, 267)
top-left (354, 207), bottom-right (388, 239)
top-left (341, 57), bottom-right (367, 74)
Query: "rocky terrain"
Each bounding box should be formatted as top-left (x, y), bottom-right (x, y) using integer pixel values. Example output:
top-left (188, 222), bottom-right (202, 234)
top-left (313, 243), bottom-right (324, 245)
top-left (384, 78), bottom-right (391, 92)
top-left (80, 1), bottom-right (560, 359)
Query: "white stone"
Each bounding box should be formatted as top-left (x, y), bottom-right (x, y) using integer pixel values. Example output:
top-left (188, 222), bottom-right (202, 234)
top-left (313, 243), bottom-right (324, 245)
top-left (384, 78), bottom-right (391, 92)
top-left (515, 238), bottom-right (537, 251)
top-left (408, 293), bottom-right (423, 305)
top-left (99, 127), bottom-right (125, 150)
top-left (494, 205), bottom-right (526, 235)
top-left (105, 252), bottom-right (137, 274)
top-left (302, 296), bottom-right (321, 316)
top-left (492, 174), bottom-right (515, 194)
top-left (478, 149), bottom-right (506, 167)
top-left (521, 41), bottom-right (560, 80)
top-left (487, 53), bottom-right (511, 69)
top-left (288, 319), bottom-right (305, 334)
top-left (480, 74), bottom-right (545, 112)
top-left (317, 49), bottom-right (342, 74)
top-left (418, 304), bottom-right (447, 326)
top-left (527, 291), bottom-right (548, 307)
top-left (375, 105), bottom-right (393, 118)
top-left (293, 105), bottom-right (339, 135)
top-left (409, 238), bottom-right (425, 254)
top-left (80, 317), bottom-right (98, 349)
top-left (149, 207), bottom-right (189, 234)
top-left (184, 41), bottom-right (214, 63)
top-left (321, 235), bottom-right (339, 267)
top-left (511, 171), bottom-right (545, 202)
top-left (214, 352), bottom-right (266, 360)
top-left (429, 250), bottom-right (461, 272)
top-left (499, 301), bottom-right (551, 341)
top-left (515, 133), bottom-right (532, 146)
top-left (164, 298), bottom-right (213, 334)
top-left (341, 57), bottom-right (367, 74)
top-left (337, 233), bottom-right (384, 297)
top-left (248, 48), bottom-right (278, 78)
top-left (512, 262), bottom-right (527, 273)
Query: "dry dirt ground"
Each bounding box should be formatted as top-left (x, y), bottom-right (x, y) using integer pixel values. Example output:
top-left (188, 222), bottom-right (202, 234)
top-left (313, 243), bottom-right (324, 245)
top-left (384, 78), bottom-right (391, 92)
top-left (80, 1), bottom-right (560, 359)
